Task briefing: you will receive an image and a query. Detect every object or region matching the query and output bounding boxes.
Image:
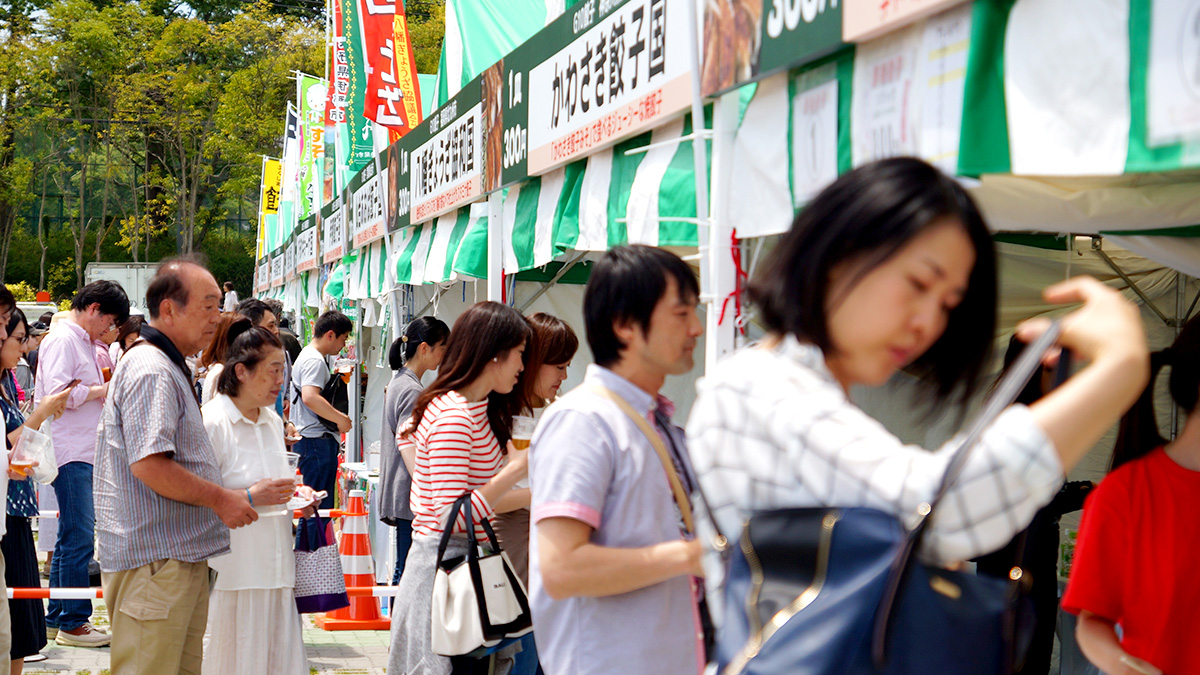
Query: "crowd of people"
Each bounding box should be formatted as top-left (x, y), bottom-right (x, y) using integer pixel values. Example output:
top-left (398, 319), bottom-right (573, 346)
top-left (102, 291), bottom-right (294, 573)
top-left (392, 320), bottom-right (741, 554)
top-left (0, 157), bottom-right (1191, 675)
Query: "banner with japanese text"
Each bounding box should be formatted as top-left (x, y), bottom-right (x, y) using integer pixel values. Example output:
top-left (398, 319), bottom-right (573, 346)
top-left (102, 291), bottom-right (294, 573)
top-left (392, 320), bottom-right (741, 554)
top-left (278, 103), bottom-right (302, 250)
top-left (322, 195), bottom-right (348, 263)
top-left (296, 217), bottom-right (320, 272)
top-left (499, 0), bottom-right (693, 183)
top-left (383, 76), bottom-right (487, 229)
top-left (351, 157), bottom-right (387, 247)
top-left (298, 73), bottom-right (327, 221)
top-left (360, 0), bottom-right (422, 138)
top-left (284, 235), bottom-right (297, 281)
top-left (271, 250), bottom-right (286, 287)
top-left (342, 0), bottom-right (376, 171)
top-left (326, 0), bottom-right (352, 199)
top-left (257, 157), bottom-right (281, 259)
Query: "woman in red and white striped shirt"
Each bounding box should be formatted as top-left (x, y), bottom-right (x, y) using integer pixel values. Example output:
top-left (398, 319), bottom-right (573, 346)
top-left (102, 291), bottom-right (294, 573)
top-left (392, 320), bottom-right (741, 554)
top-left (388, 301), bottom-right (532, 675)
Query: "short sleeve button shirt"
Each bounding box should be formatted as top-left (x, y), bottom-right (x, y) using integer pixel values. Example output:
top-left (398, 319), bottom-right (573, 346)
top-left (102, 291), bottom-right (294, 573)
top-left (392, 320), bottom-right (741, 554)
top-left (529, 365), bottom-right (702, 675)
top-left (95, 340), bottom-right (229, 573)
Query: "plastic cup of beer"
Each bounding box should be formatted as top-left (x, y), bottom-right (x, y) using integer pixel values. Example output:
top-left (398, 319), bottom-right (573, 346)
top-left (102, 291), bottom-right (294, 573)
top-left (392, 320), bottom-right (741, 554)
top-left (9, 434), bottom-right (36, 478)
top-left (101, 367), bottom-right (112, 382)
top-left (511, 415), bottom-right (536, 451)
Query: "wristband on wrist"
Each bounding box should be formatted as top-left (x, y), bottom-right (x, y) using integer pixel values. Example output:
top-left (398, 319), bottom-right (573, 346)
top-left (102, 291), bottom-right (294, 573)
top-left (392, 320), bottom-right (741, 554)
top-left (245, 487), bottom-right (254, 507)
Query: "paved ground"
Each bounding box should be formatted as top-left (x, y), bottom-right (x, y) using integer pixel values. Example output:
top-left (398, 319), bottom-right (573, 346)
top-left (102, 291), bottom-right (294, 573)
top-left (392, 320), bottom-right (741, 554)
top-left (23, 599), bottom-right (392, 675)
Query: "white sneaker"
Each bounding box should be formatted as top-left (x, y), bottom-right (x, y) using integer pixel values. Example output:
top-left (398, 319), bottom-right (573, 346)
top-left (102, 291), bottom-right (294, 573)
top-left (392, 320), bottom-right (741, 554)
top-left (54, 622), bottom-right (110, 647)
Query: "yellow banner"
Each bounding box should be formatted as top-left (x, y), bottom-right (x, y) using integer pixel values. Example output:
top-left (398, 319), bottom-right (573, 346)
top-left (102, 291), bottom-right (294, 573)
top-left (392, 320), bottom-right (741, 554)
top-left (394, 14), bottom-right (422, 132)
top-left (261, 159), bottom-right (282, 215)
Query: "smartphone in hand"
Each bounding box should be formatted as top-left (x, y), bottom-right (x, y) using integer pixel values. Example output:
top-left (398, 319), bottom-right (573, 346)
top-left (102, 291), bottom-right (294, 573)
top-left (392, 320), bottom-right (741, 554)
top-left (57, 378), bottom-right (82, 394)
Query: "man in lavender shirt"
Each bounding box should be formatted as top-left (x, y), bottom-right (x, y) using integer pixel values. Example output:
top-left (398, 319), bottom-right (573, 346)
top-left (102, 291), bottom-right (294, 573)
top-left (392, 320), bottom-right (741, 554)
top-left (530, 246), bottom-right (707, 675)
top-left (34, 280), bottom-right (129, 647)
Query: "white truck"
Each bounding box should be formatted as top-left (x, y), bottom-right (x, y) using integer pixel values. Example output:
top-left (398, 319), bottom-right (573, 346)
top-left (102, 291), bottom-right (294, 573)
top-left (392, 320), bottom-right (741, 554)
top-left (84, 262), bottom-right (159, 316)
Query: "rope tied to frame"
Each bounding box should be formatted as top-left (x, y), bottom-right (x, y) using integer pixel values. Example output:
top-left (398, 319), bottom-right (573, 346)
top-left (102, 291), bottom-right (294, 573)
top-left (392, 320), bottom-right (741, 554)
top-left (717, 228), bottom-right (749, 336)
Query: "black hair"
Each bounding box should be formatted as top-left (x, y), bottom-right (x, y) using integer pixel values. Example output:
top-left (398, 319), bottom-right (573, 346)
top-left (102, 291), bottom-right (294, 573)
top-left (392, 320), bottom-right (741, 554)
top-left (236, 298), bottom-right (274, 327)
top-left (583, 245), bottom-right (699, 368)
top-left (72, 280), bottom-right (131, 326)
top-left (5, 308), bottom-right (27, 341)
top-left (147, 255), bottom-right (210, 320)
top-left (389, 317), bottom-right (451, 370)
top-left (404, 302), bottom-right (531, 447)
top-left (1112, 315), bottom-right (1200, 471)
top-left (38, 311), bottom-right (54, 325)
top-left (746, 157), bottom-right (997, 407)
top-left (217, 326), bottom-right (284, 398)
top-left (0, 285), bottom-right (14, 316)
top-left (117, 316), bottom-right (144, 351)
top-left (314, 310), bottom-right (352, 339)
top-left (224, 281), bottom-right (234, 290)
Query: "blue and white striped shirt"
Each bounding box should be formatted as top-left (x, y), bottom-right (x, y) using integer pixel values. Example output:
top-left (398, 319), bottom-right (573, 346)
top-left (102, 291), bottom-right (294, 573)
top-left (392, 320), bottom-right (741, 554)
top-left (95, 340), bottom-right (230, 573)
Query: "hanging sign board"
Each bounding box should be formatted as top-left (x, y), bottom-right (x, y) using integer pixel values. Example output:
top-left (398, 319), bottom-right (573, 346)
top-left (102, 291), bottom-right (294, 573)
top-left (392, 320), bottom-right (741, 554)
top-left (499, 0), bottom-right (692, 182)
top-left (411, 98), bottom-right (484, 224)
top-left (842, 0), bottom-right (967, 42)
top-left (700, 0), bottom-right (845, 97)
top-left (351, 159), bottom-right (388, 247)
top-left (296, 218), bottom-right (320, 273)
top-left (322, 197), bottom-right (347, 263)
top-left (271, 251), bottom-right (286, 287)
top-left (284, 236), bottom-right (297, 281)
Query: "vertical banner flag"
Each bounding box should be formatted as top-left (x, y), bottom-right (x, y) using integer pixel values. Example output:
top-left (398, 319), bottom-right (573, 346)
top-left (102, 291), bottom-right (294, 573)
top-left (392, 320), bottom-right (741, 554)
top-left (298, 74), bottom-right (328, 221)
top-left (326, 0), bottom-right (351, 198)
top-left (341, 0), bottom-right (375, 171)
top-left (259, 157), bottom-right (282, 257)
top-left (392, 4), bottom-right (423, 134)
top-left (360, 0), bottom-right (423, 140)
top-left (279, 104), bottom-right (302, 250)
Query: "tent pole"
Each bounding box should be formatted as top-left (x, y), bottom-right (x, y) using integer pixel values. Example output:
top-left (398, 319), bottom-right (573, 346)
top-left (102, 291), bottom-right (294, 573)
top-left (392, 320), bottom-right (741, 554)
top-left (516, 252), bottom-right (588, 313)
top-left (687, 0), bottom-right (736, 372)
top-left (1091, 238), bottom-right (1173, 327)
top-left (487, 192), bottom-right (504, 301)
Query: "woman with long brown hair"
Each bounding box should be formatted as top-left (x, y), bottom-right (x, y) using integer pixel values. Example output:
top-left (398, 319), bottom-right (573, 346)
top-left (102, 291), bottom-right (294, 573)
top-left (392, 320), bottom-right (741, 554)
top-left (387, 301), bottom-right (533, 675)
top-left (199, 315), bottom-right (253, 405)
top-left (495, 312), bottom-right (579, 583)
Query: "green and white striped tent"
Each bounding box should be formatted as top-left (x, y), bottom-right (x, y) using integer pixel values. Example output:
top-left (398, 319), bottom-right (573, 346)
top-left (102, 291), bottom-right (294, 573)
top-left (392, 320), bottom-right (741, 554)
top-left (721, 0), bottom-right (1200, 272)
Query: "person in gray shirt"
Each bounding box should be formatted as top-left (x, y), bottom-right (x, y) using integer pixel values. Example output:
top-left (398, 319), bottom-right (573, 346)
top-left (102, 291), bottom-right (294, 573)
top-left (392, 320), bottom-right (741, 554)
top-left (378, 317), bottom-right (448, 590)
top-left (291, 310), bottom-right (353, 509)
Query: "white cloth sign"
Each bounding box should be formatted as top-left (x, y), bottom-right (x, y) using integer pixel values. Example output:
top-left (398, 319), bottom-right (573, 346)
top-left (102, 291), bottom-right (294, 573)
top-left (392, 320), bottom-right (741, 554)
top-left (1004, 0), bottom-right (1129, 175)
top-left (791, 75), bottom-right (839, 206)
top-left (1147, 0), bottom-right (1200, 146)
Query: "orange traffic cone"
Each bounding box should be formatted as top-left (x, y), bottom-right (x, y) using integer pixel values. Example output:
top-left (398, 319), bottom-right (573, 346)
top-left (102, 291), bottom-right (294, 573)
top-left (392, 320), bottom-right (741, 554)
top-left (315, 489), bottom-right (390, 631)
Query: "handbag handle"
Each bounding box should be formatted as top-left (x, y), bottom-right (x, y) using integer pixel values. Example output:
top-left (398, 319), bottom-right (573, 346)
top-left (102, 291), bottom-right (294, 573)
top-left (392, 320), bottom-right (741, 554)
top-left (585, 385), bottom-right (695, 534)
top-left (435, 494), bottom-right (504, 567)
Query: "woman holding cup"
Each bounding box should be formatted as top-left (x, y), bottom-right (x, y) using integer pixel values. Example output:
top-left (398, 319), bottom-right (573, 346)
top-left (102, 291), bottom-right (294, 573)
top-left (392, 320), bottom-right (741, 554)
top-left (0, 308), bottom-right (73, 673)
top-left (200, 325), bottom-right (312, 675)
top-left (495, 313), bottom-right (579, 584)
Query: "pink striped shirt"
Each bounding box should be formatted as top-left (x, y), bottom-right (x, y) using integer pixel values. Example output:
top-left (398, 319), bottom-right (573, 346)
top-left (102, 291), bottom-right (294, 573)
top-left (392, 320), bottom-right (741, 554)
top-left (400, 391), bottom-right (501, 539)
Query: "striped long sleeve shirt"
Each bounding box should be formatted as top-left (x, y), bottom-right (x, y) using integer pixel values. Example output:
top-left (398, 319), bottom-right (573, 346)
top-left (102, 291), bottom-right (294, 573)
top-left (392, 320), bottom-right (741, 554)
top-left (400, 391), bottom-right (501, 540)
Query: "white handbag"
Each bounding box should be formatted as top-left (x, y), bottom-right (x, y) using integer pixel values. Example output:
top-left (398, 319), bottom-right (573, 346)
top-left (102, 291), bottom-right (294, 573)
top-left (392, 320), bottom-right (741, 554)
top-left (430, 495), bottom-right (533, 656)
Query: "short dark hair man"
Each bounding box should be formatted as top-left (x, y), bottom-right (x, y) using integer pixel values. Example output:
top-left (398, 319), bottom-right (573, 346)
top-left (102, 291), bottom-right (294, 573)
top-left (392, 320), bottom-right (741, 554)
top-left (529, 245), bottom-right (706, 675)
top-left (35, 280), bottom-right (130, 647)
top-left (291, 310), bottom-right (353, 509)
top-left (95, 258), bottom-right (285, 673)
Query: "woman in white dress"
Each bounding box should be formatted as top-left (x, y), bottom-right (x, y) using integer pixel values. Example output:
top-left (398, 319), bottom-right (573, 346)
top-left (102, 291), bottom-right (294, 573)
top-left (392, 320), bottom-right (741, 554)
top-left (200, 325), bottom-right (310, 674)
